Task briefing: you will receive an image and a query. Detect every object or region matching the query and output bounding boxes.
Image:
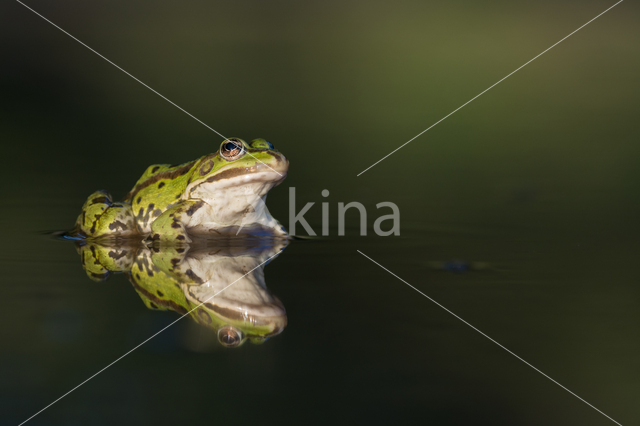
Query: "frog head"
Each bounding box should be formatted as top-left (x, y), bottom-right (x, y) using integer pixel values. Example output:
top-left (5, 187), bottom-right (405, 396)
top-left (186, 138), bottom-right (287, 200)
top-left (184, 138), bottom-right (288, 233)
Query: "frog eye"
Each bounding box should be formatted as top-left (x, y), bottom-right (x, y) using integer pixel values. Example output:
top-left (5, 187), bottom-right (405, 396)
top-left (250, 138), bottom-right (274, 150)
top-left (220, 138), bottom-right (245, 161)
top-left (217, 325), bottom-right (244, 347)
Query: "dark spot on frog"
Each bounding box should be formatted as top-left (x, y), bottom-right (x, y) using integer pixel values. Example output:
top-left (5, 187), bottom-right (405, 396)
top-left (151, 233), bottom-right (160, 241)
top-left (138, 256), bottom-right (156, 277)
top-left (137, 197), bottom-right (141, 203)
top-left (151, 166), bottom-right (160, 173)
top-left (137, 208), bottom-right (144, 220)
top-left (186, 202), bottom-right (203, 216)
top-left (138, 204), bottom-right (155, 227)
top-left (136, 273), bottom-right (141, 280)
top-left (153, 209), bottom-right (161, 217)
top-left (149, 302), bottom-right (158, 309)
top-left (108, 250), bottom-right (128, 260)
top-left (91, 196), bottom-right (108, 204)
top-left (176, 248), bottom-right (185, 253)
top-left (176, 235), bottom-right (185, 240)
top-left (108, 220), bottom-right (127, 231)
top-left (158, 182), bottom-right (165, 189)
top-left (171, 222), bottom-right (181, 229)
top-left (199, 160), bottom-right (214, 176)
top-left (152, 247), bottom-right (160, 253)
top-left (185, 269), bottom-right (203, 284)
top-left (170, 258), bottom-right (180, 270)
top-left (156, 290), bottom-right (164, 297)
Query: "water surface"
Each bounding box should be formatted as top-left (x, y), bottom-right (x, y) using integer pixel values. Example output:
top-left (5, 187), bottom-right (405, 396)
top-left (1, 1), bottom-right (639, 425)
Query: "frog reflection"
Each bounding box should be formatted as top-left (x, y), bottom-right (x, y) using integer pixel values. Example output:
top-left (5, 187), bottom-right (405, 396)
top-left (75, 239), bottom-right (288, 347)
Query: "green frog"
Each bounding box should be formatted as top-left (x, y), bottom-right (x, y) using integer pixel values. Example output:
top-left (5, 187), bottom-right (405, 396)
top-left (76, 239), bottom-right (288, 347)
top-left (70, 138), bottom-right (288, 242)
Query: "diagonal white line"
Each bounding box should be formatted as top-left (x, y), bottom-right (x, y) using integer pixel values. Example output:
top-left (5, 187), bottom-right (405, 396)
top-left (18, 250), bottom-right (282, 426)
top-left (357, 0), bottom-right (624, 176)
top-left (15, 0), bottom-right (283, 177)
top-left (14, 0), bottom-right (227, 140)
top-left (357, 250), bottom-right (623, 426)
top-left (245, 151), bottom-right (284, 177)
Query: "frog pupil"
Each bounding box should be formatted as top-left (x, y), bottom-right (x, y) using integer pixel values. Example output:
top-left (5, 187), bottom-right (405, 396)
top-left (219, 139), bottom-right (246, 160)
top-left (222, 333), bottom-right (236, 344)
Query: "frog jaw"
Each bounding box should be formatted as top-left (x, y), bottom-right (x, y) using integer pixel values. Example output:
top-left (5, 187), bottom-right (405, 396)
top-left (185, 159), bottom-right (287, 233)
top-left (186, 150), bottom-right (287, 195)
top-left (182, 255), bottom-right (287, 340)
top-left (191, 294), bottom-right (287, 340)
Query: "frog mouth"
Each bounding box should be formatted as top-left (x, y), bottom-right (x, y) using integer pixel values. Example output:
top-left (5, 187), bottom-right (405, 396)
top-left (185, 159), bottom-right (287, 199)
top-left (203, 160), bottom-right (287, 188)
top-left (187, 289), bottom-right (287, 335)
top-left (205, 299), bottom-right (287, 327)
top-left (208, 169), bottom-right (287, 190)
top-left (248, 152), bottom-right (289, 177)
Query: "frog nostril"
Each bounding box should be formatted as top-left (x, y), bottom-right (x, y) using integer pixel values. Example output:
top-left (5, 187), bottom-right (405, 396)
top-left (249, 138), bottom-right (274, 151)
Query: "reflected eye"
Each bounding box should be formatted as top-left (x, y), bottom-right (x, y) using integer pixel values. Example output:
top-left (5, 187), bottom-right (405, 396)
top-left (218, 325), bottom-right (244, 347)
top-left (220, 138), bottom-right (245, 161)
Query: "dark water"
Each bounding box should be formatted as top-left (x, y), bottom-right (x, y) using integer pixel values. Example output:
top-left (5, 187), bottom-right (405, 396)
top-left (2, 1), bottom-right (639, 425)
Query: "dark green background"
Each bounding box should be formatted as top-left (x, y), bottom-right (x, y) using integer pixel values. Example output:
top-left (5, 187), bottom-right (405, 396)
top-left (1, 1), bottom-right (638, 425)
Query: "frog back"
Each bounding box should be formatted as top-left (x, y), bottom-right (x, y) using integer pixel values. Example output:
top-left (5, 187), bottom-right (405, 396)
top-left (124, 160), bottom-right (201, 233)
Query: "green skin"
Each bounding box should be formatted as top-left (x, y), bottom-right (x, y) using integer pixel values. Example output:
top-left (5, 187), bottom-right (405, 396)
top-left (76, 240), bottom-right (288, 346)
top-left (71, 138), bottom-right (288, 243)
